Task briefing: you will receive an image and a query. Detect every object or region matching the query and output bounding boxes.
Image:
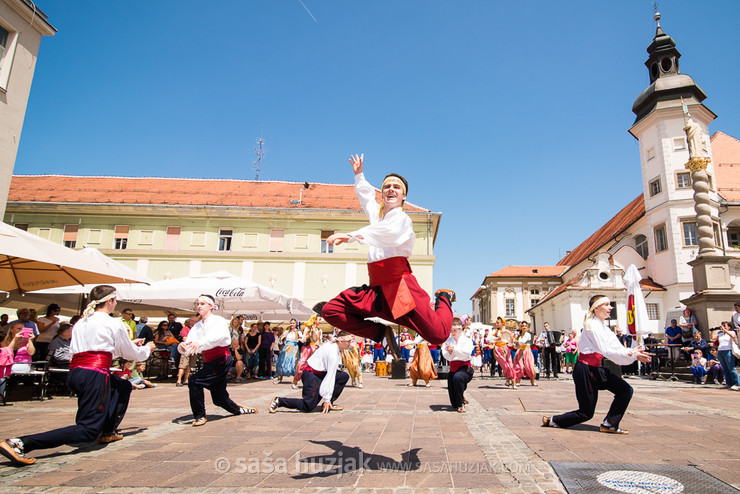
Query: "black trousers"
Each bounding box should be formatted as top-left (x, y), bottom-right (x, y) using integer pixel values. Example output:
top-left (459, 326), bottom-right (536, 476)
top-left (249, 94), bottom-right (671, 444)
top-left (278, 370), bottom-right (349, 412)
top-left (447, 365), bottom-right (473, 409)
top-left (258, 347), bottom-right (272, 377)
top-left (188, 355), bottom-right (240, 419)
top-left (21, 368), bottom-right (132, 453)
top-left (543, 347), bottom-right (560, 376)
top-left (553, 361), bottom-right (633, 429)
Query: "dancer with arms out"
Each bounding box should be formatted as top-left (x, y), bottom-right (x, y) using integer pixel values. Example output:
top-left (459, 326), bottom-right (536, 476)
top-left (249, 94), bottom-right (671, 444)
top-left (321, 154), bottom-right (455, 358)
top-left (179, 295), bottom-right (257, 427)
top-left (1, 285), bottom-right (155, 466)
top-left (543, 295), bottom-right (651, 434)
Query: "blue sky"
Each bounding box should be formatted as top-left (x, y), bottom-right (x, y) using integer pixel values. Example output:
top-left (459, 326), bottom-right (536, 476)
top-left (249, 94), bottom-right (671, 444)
top-left (15, 1), bottom-right (740, 312)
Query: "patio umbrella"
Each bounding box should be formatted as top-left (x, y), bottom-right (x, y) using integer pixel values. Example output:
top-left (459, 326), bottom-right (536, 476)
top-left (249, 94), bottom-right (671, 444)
top-left (117, 271), bottom-right (314, 321)
top-left (0, 247), bottom-right (155, 316)
top-left (0, 222), bottom-right (151, 294)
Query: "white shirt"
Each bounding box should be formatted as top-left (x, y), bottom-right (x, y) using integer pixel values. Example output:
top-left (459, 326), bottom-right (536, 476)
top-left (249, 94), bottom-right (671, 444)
top-left (732, 312), bottom-right (740, 330)
top-left (36, 317), bottom-right (60, 344)
top-left (348, 173), bottom-right (415, 263)
top-left (70, 312), bottom-right (151, 361)
top-left (305, 341), bottom-right (341, 404)
top-left (717, 330), bottom-right (735, 351)
top-left (185, 314), bottom-right (231, 352)
top-left (441, 334), bottom-right (473, 362)
top-left (518, 332), bottom-right (533, 346)
top-left (578, 317), bottom-right (637, 366)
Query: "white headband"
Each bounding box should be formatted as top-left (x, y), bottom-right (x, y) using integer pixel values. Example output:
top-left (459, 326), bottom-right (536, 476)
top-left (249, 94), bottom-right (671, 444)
top-left (83, 291), bottom-right (117, 318)
top-left (589, 296), bottom-right (611, 313)
top-left (197, 295), bottom-right (216, 306)
top-left (382, 176), bottom-right (407, 196)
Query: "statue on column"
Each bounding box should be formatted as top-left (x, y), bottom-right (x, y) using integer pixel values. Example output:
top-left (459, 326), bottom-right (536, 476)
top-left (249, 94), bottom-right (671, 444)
top-left (684, 115), bottom-right (707, 159)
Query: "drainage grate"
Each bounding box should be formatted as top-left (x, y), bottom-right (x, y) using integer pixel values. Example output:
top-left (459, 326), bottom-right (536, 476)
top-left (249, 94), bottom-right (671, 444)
top-left (550, 462), bottom-right (738, 494)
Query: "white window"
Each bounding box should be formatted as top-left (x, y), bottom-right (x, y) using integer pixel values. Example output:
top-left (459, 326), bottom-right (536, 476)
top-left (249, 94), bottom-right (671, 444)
top-left (269, 229), bottom-right (284, 252)
top-left (0, 21), bottom-right (18, 91)
top-left (321, 230), bottom-right (334, 254)
top-left (165, 227), bottom-right (180, 250)
top-left (728, 229), bottom-right (740, 249)
top-left (63, 224), bottom-right (78, 248)
top-left (505, 299), bottom-right (515, 318)
top-left (530, 298), bottom-right (540, 308)
top-left (114, 225), bottom-right (129, 250)
top-left (218, 228), bottom-right (232, 251)
top-left (676, 172), bottom-right (691, 189)
top-left (649, 178), bottom-right (662, 197)
top-left (672, 137), bottom-right (686, 151)
top-left (682, 222), bottom-right (698, 247)
top-left (654, 224), bottom-right (667, 252)
top-left (646, 303), bottom-right (660, 320)
top-left (647, 147), bottom-right (655, 161)
top-left (37, 228), bottom-right (51, 240)
top-left (635, 234), bottom-right (648, 260)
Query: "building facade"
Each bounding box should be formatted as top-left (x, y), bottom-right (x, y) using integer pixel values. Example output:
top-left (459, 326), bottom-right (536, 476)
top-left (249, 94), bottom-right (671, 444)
top-left (4, 176), bottom-right (442, 310)
top-left (0, 0), bottom-right (55, 217)
top-left (473, 16), bottom-right (740, 337)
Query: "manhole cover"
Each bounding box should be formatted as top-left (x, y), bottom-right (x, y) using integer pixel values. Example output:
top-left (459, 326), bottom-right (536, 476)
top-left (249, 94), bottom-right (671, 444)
top-left (550, 462), bottom-right (737, 494)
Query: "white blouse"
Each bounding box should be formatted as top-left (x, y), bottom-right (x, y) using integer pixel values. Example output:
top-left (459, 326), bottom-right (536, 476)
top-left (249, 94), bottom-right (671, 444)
top-left (441, 334), bottom-right (473, 362)
top-left (348, 173), bottom-right (415, 263)
top-left (185, 314), bottom-right (231, 352)
top-left (578, 317), bottom-right (638, 366)
top-left (70, 312), bottom-right (151, 361)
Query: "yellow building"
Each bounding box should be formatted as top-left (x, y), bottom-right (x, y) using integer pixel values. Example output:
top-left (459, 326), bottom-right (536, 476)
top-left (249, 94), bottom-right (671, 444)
top-left (4, 175), bottom-right (441, 309)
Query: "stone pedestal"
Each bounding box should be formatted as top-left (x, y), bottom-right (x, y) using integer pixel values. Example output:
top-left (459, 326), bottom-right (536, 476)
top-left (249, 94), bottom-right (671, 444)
top-left (680, 255), bottom-right (736, 338)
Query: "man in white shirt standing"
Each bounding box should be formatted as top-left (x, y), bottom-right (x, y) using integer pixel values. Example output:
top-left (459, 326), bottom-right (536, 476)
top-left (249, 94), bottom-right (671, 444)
top-left (543, 295), bottom-right (651, 434)
top-left (442, 318), bottom-right (474, 413)
top-left (269, 332), bottom-right (352, 413)
top-left (321, 154), bottom-right (455, 360)
top-left (0, 285), bottom-right (155, 466)
top-left (180, 295), bottom-right (257, 426)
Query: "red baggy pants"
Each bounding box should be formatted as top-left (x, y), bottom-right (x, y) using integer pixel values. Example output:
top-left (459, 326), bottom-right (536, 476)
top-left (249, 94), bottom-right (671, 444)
top-left (322, 274), bottom-right (452, 345)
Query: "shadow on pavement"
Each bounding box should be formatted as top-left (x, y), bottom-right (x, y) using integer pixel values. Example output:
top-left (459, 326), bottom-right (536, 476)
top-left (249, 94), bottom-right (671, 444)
top-left (292, 439), bottom-right (421, 479)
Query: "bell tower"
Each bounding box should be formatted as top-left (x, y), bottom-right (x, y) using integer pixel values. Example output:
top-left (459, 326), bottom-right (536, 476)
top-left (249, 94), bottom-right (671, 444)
top-left (628, 12), bottom-right (720, 308)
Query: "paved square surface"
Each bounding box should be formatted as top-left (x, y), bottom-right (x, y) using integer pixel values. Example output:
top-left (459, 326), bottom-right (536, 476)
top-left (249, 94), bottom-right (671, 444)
top-left (1, 372), bottom-right (739, 493)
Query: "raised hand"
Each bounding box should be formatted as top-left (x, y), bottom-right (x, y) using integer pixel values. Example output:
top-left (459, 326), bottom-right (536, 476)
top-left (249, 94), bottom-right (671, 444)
top-left (349, 153), bottom-right (364, 175)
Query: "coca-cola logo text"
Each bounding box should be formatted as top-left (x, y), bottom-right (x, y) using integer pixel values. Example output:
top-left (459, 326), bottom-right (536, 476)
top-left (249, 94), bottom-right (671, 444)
top-left (215, 287), bottom-right (247, 298)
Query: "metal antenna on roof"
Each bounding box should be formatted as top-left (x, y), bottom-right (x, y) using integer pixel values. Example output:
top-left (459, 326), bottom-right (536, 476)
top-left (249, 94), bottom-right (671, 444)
top-left (253, 135), bottom-right (267, 181)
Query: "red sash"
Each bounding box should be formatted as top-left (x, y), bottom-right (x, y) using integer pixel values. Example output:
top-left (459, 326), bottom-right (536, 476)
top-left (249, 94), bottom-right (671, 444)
top-left (70, 351), bottom-right (113, 373)
top-left (368, 256), bottom-right (416, 319)
top-left (450, 360), bottom-right (470, 373)
top-left (202, 346), bottom-right (230, 363)
top-left (305, 364), bottom-right (326, 378)
top-left (578, 352), bottom-right (604, 367)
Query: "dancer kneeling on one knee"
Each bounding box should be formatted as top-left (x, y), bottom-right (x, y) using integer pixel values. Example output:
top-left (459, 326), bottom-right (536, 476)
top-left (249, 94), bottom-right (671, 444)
top-left (443, 318), bottom-right (474, 413)
top-left (0, 285), bottom-right (155, 466)
top-left (270, 332), bottom-right (352, 414)
top-left (543, 295), bottom-right (652, 434)
top-left (181, 294), bottom-right (257, 427)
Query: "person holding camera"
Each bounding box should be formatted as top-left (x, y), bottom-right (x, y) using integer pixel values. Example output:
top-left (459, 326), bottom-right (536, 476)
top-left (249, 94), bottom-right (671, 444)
top-left (1, 322), bottom-right (35, 373)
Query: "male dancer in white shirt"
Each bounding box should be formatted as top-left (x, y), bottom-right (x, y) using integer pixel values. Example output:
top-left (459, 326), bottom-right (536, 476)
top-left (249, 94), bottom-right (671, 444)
top-left (321, 154), bottom-right (455, 360)
top-left (442, 318), bottom-right (474, 413)
top-left (179, 295), bottom-right (256, 426)
top-left (0, 285), bottom-right (155, 466)
top-left (269, 332), bottom-right (352, 413)
top-left (543, 295), bottom-right (651, 434)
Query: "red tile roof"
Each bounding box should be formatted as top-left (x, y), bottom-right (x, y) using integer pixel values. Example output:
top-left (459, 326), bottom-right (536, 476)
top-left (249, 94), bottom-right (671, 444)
top-left (532, 275), bottom-right (664, 309)
top-left (486, 266), bottom-right (568, 278)
top-left (557, 194), bottom-right (645, 269)
top-left (7, 175), bottom-right (430, 212)
top-left (711, 131), bottom-right (740, 202)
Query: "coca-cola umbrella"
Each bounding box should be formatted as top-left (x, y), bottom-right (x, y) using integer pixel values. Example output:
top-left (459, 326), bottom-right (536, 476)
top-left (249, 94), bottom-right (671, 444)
top-left (116, 271), bottom-right (314, 321)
